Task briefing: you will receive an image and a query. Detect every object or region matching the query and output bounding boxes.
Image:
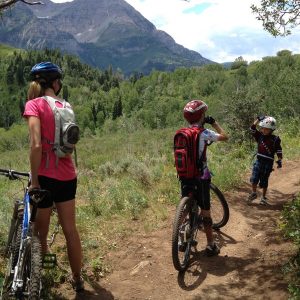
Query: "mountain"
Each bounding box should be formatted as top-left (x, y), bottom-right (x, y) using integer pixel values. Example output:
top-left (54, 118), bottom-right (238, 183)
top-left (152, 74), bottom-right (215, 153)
top-left (0, 0), bottom-right (213, 75)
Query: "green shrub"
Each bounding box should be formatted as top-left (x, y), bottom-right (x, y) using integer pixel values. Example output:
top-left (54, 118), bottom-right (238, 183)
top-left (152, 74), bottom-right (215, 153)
top-left (281, 195), bottom-right (300, 299)
top-left (0, 124), bottom-right (28, 152)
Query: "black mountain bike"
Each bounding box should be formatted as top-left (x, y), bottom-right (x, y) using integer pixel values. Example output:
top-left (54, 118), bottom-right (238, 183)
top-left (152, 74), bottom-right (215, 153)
top-left (171, 182), bottom-right (229, 272)
top-left (0, 169), bottom-right (49, 300)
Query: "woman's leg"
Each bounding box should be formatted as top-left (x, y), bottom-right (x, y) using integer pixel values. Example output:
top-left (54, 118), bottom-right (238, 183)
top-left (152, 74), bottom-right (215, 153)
top-left (35, 207), bottom-right (52, 254)
top-left (55, 199), bottom-right (82, 277)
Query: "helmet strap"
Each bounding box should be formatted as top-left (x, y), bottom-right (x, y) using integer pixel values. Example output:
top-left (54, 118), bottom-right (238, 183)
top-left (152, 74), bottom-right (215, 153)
top-left (54, 79), bottom-right (62, 96)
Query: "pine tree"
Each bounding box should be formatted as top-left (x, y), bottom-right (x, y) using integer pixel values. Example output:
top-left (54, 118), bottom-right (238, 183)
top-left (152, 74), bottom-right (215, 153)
top-left (112, 98), bottom-right (123, 120)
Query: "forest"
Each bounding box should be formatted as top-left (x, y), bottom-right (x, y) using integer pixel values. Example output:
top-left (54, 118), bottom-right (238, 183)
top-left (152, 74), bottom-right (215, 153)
top-left (0, 45), bottom-right (299, 141)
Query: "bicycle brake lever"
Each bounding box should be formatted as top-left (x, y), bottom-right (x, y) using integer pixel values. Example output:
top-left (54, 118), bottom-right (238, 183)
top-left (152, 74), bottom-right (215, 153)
top-left (29, 189), bottom-right (50, 203)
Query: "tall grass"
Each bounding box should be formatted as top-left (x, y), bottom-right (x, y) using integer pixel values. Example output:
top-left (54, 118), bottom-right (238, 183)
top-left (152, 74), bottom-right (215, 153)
top-left (0, 123), bottom-right (299, 292)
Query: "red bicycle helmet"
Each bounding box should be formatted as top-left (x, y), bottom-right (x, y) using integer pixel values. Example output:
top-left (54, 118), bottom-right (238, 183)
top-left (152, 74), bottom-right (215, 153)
top-left (183, 100), bottom-right (208, 123)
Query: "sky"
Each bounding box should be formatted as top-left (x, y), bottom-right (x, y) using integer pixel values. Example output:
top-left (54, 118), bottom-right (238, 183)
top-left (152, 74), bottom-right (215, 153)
top-left (51, 0), bottom-right (300, 63)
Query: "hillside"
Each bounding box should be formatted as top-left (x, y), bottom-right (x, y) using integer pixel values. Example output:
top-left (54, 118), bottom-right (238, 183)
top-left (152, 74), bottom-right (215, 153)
top-left (0, 46), bottom-right (299, 143)
top-left (0, 125), bottom-right (299, 299)
top-left (0, 0), bottom-right (212, 75)
top-left (0, 43), bottom-right (300, 298)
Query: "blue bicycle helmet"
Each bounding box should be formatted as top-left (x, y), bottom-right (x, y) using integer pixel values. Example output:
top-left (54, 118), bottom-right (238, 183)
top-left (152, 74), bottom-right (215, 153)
top-left (30, 62), bottom-right (62, 80)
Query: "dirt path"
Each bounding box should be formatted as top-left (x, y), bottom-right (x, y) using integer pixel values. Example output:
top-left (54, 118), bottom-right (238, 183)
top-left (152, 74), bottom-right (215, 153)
top-left (58, 159), bottom-right (300, 300)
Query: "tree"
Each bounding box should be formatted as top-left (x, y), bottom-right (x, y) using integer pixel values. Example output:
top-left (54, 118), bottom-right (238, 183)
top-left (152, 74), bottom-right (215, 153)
top-left (231, 56), bottom-right (248, 70)
top-left (251, 0), bottom-right (300, 36)
top-left (62, 85), bottom-right (69, 101)
top-left (0, 0), bottom-right (43, 10)
top-left (112, 98), bottom-right (123, 120)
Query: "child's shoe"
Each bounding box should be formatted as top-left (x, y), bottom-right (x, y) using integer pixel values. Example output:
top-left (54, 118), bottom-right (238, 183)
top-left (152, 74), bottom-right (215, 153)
top-left (205, 243), bottom-right (220, 257)
top-left (71, 275), bottom-right (84, 292)
top-left (247, 192), bottom-right (257, 203)
top-left (260, 197), bottom-right (269, 205)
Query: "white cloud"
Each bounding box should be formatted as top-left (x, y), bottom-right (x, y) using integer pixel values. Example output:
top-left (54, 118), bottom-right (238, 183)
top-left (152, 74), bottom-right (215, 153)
top-left (126, 0), bottom-right (300, 63)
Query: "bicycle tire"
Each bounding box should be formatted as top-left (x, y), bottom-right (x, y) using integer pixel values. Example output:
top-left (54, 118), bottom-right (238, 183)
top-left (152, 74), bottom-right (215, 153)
top-left (4, 200), bottom-right (21, 257)
top-left (210, 183), bottom-right (229, 229)
top-left (11, 219), bottom-right (22, 268)
top-left (172, 196), bottom-right (197, 272)
top-left (1, 220), bottom-right (22, 299)
top-left (21, 236), bottom-right (42, 300)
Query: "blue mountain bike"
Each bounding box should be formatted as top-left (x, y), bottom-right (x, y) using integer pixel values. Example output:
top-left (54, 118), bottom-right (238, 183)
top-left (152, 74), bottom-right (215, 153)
top-left (0, 169), bottom-right (48, 300)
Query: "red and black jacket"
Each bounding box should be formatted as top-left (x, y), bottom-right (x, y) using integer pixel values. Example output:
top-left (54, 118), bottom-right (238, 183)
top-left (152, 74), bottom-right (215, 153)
top-left (250, 125), bottom-right (283, 161)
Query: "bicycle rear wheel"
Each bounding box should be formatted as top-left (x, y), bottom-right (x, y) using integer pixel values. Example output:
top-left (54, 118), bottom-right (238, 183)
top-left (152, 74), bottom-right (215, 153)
top-left (172, 196), bottom-right (198, 272)
top-left (210, 183), bottom-right (229, 229)
top-left (21, 236), bottom-right (42, 300)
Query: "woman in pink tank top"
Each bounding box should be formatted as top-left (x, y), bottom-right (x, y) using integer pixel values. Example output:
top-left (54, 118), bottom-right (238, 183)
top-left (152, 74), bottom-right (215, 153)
top-left (23, 62), bottom-right (84, 292)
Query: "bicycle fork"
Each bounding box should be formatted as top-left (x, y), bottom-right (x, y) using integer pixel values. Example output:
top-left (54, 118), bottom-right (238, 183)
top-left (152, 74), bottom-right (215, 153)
top-left (11, 237), bottom-right (30, 296)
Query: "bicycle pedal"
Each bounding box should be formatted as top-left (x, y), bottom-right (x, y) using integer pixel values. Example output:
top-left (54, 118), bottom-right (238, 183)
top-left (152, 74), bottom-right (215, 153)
top-left (42, 253), bottom-right (57, 269)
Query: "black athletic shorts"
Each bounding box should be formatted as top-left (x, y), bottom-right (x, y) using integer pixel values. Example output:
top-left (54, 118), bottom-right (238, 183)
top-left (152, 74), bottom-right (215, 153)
top-left (181, 178), bottom-right (211, 210)
top-left (30, 175), bottom-right (77, 209)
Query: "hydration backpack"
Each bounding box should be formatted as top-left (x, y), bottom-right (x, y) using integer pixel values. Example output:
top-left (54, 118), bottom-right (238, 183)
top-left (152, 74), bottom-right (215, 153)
top-left (174, 127), bottom-right (205, 179)
top-left (43, 96), bottom-right (80, 166)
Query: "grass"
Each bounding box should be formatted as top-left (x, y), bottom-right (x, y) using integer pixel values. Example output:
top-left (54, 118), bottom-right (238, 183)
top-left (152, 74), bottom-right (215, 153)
top-left (0, 124), bottom-right (299, 298)
top-left (0, 44), bottom-right (21, 57)
top-left (281, 194), bottom-right (300, 299)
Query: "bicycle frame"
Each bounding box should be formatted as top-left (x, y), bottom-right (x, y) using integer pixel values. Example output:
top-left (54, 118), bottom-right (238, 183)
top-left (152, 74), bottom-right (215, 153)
top-left (0, 169), bottom-right (45, 298)
top-left (12, 187), bottom-right (34, 295)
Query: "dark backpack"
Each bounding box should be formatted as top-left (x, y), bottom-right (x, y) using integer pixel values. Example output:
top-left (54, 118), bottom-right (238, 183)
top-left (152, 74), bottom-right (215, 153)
top-left (174, 127), bottom-right (205, 179)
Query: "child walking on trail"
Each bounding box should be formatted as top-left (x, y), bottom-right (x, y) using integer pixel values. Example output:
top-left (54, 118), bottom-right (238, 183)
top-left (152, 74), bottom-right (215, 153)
top-left (248, 116), bottom-right (283, 205)
top-left (177, 100), bottom-right (229, 256)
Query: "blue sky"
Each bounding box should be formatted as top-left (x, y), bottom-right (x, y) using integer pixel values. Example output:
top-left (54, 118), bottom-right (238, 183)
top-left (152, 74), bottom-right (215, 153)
top-left (51, 0), bottom-right (300, 63)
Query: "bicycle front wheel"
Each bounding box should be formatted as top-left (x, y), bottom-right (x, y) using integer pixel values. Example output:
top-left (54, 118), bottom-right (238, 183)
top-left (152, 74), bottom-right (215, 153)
top-left (210, 183), bottom-right (229, 229)
top-left (172, 196), bottom-right (197, 272)
top-left (21, 236), bottom-right (42, 300)
top-left (1, 219), bottom-right (22, 299)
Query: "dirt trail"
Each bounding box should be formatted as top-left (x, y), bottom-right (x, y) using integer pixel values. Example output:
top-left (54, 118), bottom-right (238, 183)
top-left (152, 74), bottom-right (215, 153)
top-left (58, 159), bottom-right (300, 300)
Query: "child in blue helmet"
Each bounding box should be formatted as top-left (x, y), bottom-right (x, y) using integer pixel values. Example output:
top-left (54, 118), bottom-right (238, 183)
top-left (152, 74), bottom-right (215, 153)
top-left (248, 116), bottom-right (283, 205)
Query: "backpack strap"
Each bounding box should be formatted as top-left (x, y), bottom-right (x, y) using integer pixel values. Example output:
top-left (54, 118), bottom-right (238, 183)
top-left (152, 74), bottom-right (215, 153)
top-left (196, 128), bottom-right (207, 173)
top-left (74, 146), bottom-right (78, 168)
top-left (43, 96), bottom-right (65, 167)
top-left (259, 135), bottom-right (277, 156)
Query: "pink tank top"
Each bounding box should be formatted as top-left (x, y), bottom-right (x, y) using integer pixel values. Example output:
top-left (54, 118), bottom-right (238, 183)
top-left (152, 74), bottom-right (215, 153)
top-left (23, 97), bottom-right (76, 181)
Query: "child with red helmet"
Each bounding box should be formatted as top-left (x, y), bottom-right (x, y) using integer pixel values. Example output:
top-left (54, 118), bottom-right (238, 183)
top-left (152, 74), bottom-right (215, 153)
top-left (248, 116), bottom-right (283, 205)
top-left (179, 100), bottom-right (229, 256)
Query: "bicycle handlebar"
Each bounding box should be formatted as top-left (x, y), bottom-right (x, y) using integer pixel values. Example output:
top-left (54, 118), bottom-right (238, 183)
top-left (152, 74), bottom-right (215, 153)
top-left (0, 168), bottom-right (30, 180)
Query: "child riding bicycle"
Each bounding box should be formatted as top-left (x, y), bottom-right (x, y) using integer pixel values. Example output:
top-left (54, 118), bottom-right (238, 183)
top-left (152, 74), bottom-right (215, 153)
top-left (248, 116), bottom-right (283, 205)
top-left (177, 100), bottom-right (229, 256)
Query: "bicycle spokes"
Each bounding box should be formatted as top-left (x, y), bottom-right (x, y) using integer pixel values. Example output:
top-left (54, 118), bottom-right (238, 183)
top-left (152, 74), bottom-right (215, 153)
top-left (172, 196), bottom-right (199, 272)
